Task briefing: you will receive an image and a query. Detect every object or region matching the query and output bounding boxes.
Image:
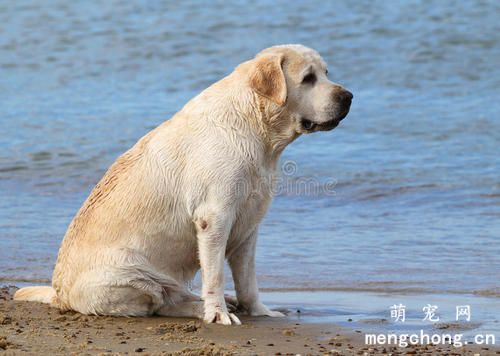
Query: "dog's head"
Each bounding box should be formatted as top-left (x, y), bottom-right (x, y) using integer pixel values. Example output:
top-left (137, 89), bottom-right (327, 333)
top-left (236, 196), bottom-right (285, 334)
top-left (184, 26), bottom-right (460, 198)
top-left (248, 44), bottom-right (352, 135)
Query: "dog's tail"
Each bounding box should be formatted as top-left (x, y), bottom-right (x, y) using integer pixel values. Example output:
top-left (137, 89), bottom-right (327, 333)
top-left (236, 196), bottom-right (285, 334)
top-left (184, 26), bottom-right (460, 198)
top-left (14, 286), bottom-right (57, 304)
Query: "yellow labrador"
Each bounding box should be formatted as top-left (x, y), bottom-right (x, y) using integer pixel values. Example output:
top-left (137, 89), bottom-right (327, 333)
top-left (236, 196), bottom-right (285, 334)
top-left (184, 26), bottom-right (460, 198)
top-left (15, 44), bottom-right (352, 325)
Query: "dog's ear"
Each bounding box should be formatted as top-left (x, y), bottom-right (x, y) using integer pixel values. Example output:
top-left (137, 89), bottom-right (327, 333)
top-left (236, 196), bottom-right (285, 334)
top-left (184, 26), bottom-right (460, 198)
top-left (248, 54), bottom-right (287, 106)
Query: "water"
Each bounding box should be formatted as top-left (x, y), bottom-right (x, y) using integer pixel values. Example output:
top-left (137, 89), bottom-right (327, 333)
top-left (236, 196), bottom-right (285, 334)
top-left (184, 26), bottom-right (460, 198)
top-left (0, 0), bottom-right (499, 334)
top-left (261, 291), bottom-right (499, 342)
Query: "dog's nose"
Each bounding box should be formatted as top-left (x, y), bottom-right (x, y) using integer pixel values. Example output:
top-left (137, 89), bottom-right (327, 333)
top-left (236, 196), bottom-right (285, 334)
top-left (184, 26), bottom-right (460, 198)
top-left (335, 89), bottom-right (353, 106)
top-left (332, 89), bottom-right (352, 122)
top-left (343, 90), bottom-right (353, 101)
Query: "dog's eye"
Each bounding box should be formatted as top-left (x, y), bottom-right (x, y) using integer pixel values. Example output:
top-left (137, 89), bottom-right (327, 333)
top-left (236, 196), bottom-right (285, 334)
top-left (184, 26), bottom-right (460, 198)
top-left (302, 73), bottom-right (316, 85)
top-left (325, 69), bottom-right (329, 75)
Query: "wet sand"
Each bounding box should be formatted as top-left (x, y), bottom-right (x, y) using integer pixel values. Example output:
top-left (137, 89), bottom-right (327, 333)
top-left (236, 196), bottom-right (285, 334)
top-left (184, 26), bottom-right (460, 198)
top-left (1, 287), bottom-right (497, 355)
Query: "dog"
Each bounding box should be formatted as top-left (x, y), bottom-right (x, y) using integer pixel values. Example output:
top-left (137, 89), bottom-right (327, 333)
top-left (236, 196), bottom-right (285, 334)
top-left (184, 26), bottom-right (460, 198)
top-left (14, 44), bottom-right (352, 325)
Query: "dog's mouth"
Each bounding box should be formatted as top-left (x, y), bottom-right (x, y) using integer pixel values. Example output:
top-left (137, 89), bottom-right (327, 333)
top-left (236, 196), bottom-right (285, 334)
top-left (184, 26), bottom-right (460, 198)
top-left (301, 107), bottom-right (351, 133)
top-left (301, 118), bottom-right (317, 131)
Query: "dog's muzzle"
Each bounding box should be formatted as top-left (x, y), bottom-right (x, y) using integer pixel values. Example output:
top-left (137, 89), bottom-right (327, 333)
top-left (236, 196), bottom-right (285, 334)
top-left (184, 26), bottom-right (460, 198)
top-left (301, 89), bottom-right (353, 132)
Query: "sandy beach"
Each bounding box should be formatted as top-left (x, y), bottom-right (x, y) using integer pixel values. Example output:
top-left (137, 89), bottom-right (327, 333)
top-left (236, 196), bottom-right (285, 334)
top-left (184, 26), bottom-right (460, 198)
top-left (0, 287), bottom-right (497, 355)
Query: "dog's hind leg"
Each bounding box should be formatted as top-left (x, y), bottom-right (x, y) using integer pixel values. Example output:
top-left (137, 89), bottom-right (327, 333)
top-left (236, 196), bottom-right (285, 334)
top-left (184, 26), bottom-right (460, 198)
top-left (154, 295), bottom-right (238, 319)
top-left (156, 300), bottom-right (205, 318)
top-left (65, 249), bottom-right (194, 316)
top-left (68, 268), bottom-right (195, 316)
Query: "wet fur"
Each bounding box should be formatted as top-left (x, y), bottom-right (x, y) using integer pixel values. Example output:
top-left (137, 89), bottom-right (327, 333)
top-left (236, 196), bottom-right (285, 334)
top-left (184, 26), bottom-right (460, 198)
top-left (15, 44), bottom-right (349, 325)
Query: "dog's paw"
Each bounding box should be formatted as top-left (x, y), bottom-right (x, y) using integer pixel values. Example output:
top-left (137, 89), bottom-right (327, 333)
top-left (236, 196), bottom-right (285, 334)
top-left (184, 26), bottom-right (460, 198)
top-left (247, 302), bottom-right (286, 317)
top-left (204, 306), bottom-right (241, 325)
top-left (224, 294), bottom-right (238, 313)
top-left (264, 309), bottom-right (286, 317)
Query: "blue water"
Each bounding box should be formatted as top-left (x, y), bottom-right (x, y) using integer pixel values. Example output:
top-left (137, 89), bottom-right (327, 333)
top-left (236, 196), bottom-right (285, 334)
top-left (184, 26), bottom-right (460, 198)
top-left (261, 291), bottom-right (499, 342)
top-left (0, 0), bottom-right (499, 333)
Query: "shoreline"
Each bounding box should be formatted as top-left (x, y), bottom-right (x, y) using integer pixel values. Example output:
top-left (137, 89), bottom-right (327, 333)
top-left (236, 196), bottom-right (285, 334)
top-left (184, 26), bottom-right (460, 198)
top-left (4, 278), bottom-right (499, 299)
top-left (1, 287), bottom-right (499, 355)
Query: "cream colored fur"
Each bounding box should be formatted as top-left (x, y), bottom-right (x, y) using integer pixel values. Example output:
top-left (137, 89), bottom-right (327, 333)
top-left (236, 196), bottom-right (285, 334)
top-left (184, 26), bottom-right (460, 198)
top-left (14, 44), bottom-right (351, 325)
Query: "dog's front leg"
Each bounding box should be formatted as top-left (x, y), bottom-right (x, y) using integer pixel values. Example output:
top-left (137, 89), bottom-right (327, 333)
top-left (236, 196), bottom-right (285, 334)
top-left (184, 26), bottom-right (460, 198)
top-left (195, 210), bottom-right (241, 325)
top-left (228, 229), bottom-right (284, 317)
